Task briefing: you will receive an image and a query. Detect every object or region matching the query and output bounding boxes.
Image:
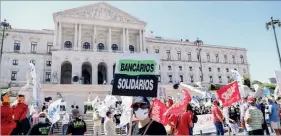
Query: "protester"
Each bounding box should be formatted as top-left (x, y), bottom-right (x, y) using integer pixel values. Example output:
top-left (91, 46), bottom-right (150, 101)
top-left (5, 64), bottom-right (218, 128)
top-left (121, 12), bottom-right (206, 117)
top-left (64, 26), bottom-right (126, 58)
top-left (61, 112), bottom-right (70, 135)
top-left (268, 98), bottom-right (281, 135)
top-left (27, 112), bottom-right (53, 135)
top-left (1, 91), bottom-right (16, 135)
top-left (131, 97), bottom-right (167, 135)
top-left (227, 105), bottom-right (239, 135)
top-left (31, 110), bottom-right (39, 126)
top-left (244, 97), bottom-right (264, 135)
top-left (66, 109), bottom-right (87, 135)
top-left (212, 100), bottom-right (224, 135)
top-left (187, 103), bottom-right (195, 135)
top-left (240, 97), bottom-right (249, 135)
top-left (93, 109), bottom-right (102, 136)
top-left (256, 98), bottom-right (270, 135)
top-left (165, 98), bottom-right (174, 135)
top-left (104, 111), bottom-right (116, 136)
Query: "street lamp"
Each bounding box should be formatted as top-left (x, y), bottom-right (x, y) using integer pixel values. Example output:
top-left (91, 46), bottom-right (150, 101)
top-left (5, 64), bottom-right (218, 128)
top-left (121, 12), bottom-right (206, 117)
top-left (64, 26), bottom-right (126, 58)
top-left (194, 38), bottom-right (204, 82)
top-left (266, 17), bottom-right (281, 68)
top-left (0, 19), bottom-right (12, 85)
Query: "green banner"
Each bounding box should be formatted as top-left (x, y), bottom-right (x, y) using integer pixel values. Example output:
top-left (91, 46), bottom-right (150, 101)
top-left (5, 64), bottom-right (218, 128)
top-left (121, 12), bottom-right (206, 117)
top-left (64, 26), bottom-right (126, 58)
top-left (118, 59), bottom-right (157, 75)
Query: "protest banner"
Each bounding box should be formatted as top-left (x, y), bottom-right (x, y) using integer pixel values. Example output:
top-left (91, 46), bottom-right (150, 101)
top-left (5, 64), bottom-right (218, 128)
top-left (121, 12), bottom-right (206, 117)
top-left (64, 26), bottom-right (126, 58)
top-left (193, 114), bottom-right (216, 134)
top-left (112, 53), bottom-right (160, 97)
top-left (275, 70), bottom-right (281, 95)
top-left (150, 98), bottom-right (168, 124)
top-left (217, 81), bottom-right (241, 107)
top-left (47, 98), bottom-right (62, 124)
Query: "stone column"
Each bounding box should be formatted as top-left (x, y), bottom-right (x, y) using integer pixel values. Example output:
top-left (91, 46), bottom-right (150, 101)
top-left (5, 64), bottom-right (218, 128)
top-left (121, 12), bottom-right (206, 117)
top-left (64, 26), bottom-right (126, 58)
top-left (108, 27), bottom-right (111, 52)
top-left (53, 22), bottom-right (58, 46)
top-left (74, 24), bottom-right (78, 49)
top-left (126, 28), bottom-right (129, 50)
top-left (122, 28), bottom-right (126, 52)
top-left (139, 30), bottom-right (143, 52)
top-left (58, 22), bottom-right (62, 49)
top-left (78, 24), bottom-right (82, 50)
top-left (92, 63), bottom-right (97, 84)
top-left (93, 25), bottom-right (96, 51)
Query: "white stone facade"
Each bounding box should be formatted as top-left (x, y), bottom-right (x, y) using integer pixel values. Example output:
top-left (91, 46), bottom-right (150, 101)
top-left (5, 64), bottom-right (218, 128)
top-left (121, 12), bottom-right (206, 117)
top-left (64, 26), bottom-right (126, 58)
top-left (0, 2), bottom-right (250, 87)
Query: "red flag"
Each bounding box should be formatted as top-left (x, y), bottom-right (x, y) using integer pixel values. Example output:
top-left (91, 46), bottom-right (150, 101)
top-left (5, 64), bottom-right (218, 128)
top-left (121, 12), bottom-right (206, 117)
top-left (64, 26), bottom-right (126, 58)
top-left (216, 81), bottom-right (241, 107)
top-left (150, 99), bottom-right (168, 124)
top-left (162, 88), bottom-right (191, 125)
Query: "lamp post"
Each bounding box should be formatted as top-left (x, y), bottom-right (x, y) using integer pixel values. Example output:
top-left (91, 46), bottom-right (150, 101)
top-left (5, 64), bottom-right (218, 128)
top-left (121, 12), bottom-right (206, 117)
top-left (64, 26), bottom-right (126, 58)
top-left (0, 19), bottom-right (12, 85)
top-left (194, 38), bottom-right (204, 82)
top-left (266, 17), bottom-right (281, 68)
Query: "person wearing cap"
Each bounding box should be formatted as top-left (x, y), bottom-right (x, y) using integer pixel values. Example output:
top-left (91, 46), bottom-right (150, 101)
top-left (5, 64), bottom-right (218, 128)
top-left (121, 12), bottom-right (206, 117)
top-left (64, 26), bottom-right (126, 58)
top-left (268, 98), bottom-right (281, 135)
top-left (66, 109), bottom-right (87, 135)
top-left (212, 100), bottom-right (224, 135)
top-left (10, 94), bottom-right (31, 135)
top-left (27, 112), bottom-right (53, 135)
top-left (131, 97), bottom-right (167, 135)
top-left (244, 97), bottom-right (264, 135)
top-left (1, 90), bottom-right (16, 135)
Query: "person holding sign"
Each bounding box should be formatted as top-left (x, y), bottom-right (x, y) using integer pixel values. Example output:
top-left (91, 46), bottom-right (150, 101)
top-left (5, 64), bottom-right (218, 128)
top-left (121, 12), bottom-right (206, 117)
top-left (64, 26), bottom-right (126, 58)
top-left (131, 97), bottom-right (167, 135)
top-left (27, 112), bottom-right (53, 135)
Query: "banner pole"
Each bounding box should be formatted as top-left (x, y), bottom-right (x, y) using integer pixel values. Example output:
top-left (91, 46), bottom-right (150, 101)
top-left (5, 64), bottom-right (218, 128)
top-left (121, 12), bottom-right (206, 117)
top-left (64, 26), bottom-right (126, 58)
top-left (128, 96), bottom-right (135, 136)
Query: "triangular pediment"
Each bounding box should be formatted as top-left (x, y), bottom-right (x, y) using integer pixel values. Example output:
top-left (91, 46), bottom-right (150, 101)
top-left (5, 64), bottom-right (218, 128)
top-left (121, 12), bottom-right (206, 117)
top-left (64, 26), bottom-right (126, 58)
top-left (54, 2), bottom-right (146, 25)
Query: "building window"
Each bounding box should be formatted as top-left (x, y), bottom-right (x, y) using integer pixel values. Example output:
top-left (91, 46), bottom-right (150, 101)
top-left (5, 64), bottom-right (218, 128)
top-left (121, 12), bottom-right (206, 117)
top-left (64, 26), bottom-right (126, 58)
top-left (219, 76), bottom-right (222, 83)
top-left (243, 68), bottom-right (246, 73)
top-left (234, 68), bottom-right (237, 71)
top-left (30, 60), bottom-right (36, 65)
top-left (46, 61), bottom-right (51, 67)
top-left (207, 53), bottom-right (210, 62)
top-left (45, 72), bottom-right (51, 82)
top-left (188, 52), bottom-right (191, 61)
top-left (209, 76), bottom-right (213, 83)
top-left (180, 75), bottom-right (183, 82)
top-left (11, 71), bottom-right (17, 81)
top-left (168, 75), bottom-right (172, 83)
top-left (209, 67), bottom-right (212, 72)
top-left (47, 42), bottom-right (52, 53)
top-left (232, 55), bottom-right (236, 64)
top-left (12, 60), bottom-right (18, 65)
top-left (14, 41), bottom-right (21, 52)
top-left (217, 68), bottom-right (220, 72)
top-left (216, 54), bottom-right (219, 63)
top-left (159, 65), bottom-right (160, 70)
top-left (166, 50), bottom-right (171, 60)
top-left (168, 66), bottom-right (172, 70)
top-left (197, 52), bottom-right (200, 61)
top-left (227, 76), bottom-right (230, 82)
top-left (158, 75), bottom-right (161, 82)
top-left (179, 66), bottom-right (182, 71)
top-left (189, 66), bottom-right (193, 71)
top-left (155, 49), bottom-right (159, 54)
top-left (83, 42), bottom-right (90, 49)
top-left (240, 55), bottom-right (244, 64)
top-left (226, 68), bottom-right (229, 72)
top-left (224, 54), bottom-right (227, 63)
top-left (190, 76), bottom-right (194, 83)
top-left (177, 51), bottom-right (181, 60)
top-left (31, 42), bottom-right (37, 53)
top-left (111, 44), bottom-right (118, 52)
top-left (129, 45), bottom-right (134, 53)
top-left (64, 41), bottom-right (72, 48)
top-left (98, 43), bottom-right (105, 51)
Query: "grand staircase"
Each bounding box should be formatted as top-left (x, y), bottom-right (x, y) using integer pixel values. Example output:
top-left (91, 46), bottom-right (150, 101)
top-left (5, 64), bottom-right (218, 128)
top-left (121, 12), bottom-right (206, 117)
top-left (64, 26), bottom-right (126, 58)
top-left (52, 114), bottom-right (127, 135)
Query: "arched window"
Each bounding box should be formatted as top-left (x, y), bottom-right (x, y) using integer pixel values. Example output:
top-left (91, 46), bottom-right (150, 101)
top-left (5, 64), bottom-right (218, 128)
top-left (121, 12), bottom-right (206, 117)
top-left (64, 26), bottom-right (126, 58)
top-left (83, 42), bottom-right (90, 49)
top-left (98, 43), bottom-right (105, 51)
top-left (111, 44), bottom-right (118, 52)
top-left (129, 45), bottom-right (134, 53)
top-left (64, 41), bottom-right (72, 48)
top-left (240, 55), bottom-right (244, 64)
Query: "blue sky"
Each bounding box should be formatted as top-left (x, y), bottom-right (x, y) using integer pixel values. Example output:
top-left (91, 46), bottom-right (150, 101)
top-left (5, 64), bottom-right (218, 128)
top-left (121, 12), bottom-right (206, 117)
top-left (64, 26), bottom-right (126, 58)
top-left (1, 1), bottom-right (281, 82)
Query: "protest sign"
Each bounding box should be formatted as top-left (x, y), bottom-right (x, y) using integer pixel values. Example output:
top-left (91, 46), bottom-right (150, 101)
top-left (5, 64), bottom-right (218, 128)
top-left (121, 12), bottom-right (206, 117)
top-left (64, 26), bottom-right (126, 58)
top-left (112, 53), bottom-right (160, 97)
top-left (150, 98), bottom-right (168, 124)
top-left (193, 114), bottom-right (216, 134)
top-left (47, 98), bottom-right (62, 124)
top-left (217, 81), bottom-right (241, 107)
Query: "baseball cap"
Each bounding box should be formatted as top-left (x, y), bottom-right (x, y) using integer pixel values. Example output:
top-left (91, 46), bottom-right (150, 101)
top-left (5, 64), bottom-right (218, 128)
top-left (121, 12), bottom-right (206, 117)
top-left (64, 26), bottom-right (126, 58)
top-left (247, 97), bottom-right (256, 103)
top-left (71, 108), bottom-right (80, 116)
top-left (131, 97), bottom-right (150, 108)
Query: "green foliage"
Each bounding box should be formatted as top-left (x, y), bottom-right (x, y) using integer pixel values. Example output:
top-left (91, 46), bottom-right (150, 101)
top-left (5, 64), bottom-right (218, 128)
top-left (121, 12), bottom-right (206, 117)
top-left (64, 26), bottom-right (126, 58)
top-left (260, 83), bottom-right (276, 91)
top-left (243, 76), bottom-right (251, 88)
top-left (252, 80), bottom-right (263, 85)
top-left (228, 78), bottom-right (234, 83)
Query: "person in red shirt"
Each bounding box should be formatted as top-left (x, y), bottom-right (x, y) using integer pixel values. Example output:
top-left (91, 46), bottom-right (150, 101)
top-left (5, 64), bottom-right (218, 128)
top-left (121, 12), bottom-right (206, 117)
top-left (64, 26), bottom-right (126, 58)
top-left (10, 94), bottom-right (30, 135)
top-left (1, 91), bottom-right (16, 135)
top-left (168, 103), bottom-right (193, 136)
top-left (212, 100), bottom-right (224, 135)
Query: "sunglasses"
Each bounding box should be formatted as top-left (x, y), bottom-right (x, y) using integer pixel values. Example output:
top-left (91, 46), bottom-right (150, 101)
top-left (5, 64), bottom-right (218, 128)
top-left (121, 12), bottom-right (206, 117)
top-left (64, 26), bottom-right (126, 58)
top-left (132, 103), bottom-right (150, 111)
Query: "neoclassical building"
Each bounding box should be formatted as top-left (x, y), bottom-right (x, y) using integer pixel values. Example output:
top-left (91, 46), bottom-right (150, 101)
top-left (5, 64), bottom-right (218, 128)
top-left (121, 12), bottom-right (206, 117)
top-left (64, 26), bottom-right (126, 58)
top-left (0, 2), bottom-right (250, 87)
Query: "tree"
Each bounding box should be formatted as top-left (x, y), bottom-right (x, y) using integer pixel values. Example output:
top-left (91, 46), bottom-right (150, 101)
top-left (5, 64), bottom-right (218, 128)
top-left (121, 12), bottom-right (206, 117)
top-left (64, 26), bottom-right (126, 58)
top-left (228, 78), bottom-right (234, 83)
top-left (252, 80), bottom-right (263, 85)
top-left (260, 83), bottom-right (276, 91)
top-left (243, 76), bottom-right (251, 88)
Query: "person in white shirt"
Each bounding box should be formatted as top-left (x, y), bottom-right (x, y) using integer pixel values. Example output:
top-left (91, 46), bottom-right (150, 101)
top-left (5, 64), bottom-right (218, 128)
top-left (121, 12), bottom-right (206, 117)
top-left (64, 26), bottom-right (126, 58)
top-left (104, 111), bottom-right (116, 136)
top-left (93, 110), bottom-right (102, 136)
top-left (61, 112), bottom-right (70, 135)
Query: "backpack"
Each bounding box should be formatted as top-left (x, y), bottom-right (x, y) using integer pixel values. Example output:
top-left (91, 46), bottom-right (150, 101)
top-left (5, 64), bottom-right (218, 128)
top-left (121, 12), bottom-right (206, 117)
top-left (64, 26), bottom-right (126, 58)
top-left (192, 114), bottom-right (198, 123)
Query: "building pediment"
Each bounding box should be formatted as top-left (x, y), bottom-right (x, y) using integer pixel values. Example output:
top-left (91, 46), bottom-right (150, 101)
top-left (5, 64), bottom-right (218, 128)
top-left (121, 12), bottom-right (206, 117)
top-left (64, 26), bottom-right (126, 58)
top-left (53, 2), bottom-right (146, 25)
